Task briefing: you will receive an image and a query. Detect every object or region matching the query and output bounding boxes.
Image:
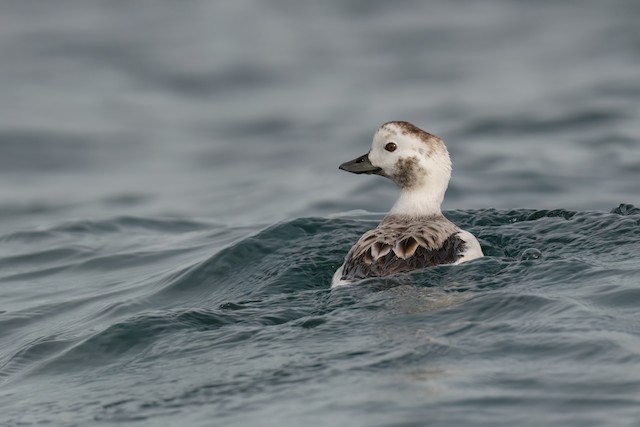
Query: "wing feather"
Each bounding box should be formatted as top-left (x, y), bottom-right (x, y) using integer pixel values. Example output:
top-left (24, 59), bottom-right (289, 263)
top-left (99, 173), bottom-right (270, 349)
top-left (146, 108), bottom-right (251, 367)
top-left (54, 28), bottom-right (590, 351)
top-left (340, 215), bottom-right (468, 282)
top-left (371, 242), bottom-right (392, 259)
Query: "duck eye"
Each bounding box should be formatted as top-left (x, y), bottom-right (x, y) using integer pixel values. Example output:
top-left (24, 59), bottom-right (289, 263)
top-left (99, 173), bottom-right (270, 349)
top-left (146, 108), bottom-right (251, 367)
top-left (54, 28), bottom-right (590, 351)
top-left (385, 142), bottom-right (397, 152)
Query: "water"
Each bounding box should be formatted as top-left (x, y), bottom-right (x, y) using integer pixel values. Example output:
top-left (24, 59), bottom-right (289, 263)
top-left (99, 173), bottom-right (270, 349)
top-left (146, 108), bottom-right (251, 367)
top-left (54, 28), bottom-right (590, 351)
top-left (1, 1), bottom-right (640, 426)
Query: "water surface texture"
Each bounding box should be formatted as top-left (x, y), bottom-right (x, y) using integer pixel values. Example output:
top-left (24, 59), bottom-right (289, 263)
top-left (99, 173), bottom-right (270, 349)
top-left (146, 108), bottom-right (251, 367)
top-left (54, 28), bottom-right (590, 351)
top-left (1, 1), bottom-right (640, 426)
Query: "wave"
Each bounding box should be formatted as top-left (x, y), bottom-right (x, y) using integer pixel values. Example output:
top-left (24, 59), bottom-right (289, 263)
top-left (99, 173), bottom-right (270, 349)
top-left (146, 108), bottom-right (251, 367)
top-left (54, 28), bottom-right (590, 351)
top-left (2, 205), bottom-right (640, 424)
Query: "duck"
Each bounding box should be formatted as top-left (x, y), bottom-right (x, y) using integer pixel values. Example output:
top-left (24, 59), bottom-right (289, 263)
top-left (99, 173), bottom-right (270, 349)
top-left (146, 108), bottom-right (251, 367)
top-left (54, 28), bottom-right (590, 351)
top-left (332, 121), bottom-right (483, 288)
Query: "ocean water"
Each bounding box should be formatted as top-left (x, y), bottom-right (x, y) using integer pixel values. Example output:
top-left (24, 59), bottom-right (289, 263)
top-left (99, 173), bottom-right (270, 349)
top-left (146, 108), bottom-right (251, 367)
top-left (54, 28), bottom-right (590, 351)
top-left (1, 1), bottom-right (640, 426)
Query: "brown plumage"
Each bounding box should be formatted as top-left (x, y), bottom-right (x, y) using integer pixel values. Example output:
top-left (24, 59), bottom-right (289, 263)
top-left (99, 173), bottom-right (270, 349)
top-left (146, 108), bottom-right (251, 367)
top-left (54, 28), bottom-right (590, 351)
top-left (339, 214), bottom-right (467, 282)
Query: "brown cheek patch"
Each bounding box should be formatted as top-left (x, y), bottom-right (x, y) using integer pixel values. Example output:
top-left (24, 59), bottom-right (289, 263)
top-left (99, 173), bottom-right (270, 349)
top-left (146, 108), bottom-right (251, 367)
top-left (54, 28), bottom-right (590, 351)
top-left (394, 156), bottom-right (425, 188)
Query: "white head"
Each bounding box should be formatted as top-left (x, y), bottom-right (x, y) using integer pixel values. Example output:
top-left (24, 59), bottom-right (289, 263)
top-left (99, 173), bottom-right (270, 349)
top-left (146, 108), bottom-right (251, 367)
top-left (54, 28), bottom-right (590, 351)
top-left (339, 121), bottom-right (452, 216)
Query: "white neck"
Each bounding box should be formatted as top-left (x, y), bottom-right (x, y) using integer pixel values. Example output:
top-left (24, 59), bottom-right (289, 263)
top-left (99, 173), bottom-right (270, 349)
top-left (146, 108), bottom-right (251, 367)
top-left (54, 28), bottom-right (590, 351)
top-left (389, 186), bottom-right (445, 217)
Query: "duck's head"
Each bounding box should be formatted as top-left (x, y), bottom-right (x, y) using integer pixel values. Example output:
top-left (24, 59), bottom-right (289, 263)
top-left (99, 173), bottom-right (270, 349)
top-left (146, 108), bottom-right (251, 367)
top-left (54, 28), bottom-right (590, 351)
top-left (339, 121), bottom-right (452, 194)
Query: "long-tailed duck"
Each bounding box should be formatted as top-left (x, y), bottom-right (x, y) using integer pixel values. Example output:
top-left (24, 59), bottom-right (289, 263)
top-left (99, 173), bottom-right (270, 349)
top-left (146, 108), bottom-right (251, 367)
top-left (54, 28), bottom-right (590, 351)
top-left (332, 121), bottom-right (483, 287)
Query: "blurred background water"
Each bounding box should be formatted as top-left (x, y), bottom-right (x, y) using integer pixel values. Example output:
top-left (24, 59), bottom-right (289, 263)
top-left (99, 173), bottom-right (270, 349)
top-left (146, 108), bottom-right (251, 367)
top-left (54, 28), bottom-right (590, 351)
top-left (1, 1), bottom-right (640, 426)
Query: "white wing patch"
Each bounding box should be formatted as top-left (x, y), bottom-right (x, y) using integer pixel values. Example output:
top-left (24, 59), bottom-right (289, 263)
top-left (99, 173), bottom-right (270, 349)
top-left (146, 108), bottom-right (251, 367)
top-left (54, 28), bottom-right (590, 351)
top-left (453, 230), bottom-right (484, 264)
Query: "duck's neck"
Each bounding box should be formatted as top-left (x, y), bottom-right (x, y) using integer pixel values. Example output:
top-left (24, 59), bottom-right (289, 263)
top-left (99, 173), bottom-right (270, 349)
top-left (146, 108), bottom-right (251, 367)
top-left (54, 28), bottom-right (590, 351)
top-left (389, 186), bottom-right (445, 217)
